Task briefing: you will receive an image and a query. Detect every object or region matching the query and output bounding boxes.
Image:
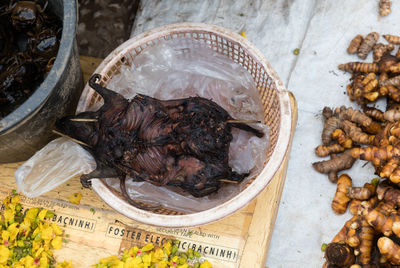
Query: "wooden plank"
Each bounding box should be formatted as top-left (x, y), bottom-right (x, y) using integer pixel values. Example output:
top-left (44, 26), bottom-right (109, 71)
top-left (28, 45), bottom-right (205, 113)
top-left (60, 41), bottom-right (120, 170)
top-left (0, 56), bottom-right (297, 267)
top-left (240, 92), bottom-right (297, 267)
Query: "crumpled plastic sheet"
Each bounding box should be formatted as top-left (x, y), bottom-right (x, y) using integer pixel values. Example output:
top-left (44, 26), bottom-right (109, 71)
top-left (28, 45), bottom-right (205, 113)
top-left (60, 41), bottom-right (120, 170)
top-left (15, 137), bottom-right (96, 197)
top-left (15, 37), bottom-right (270, 213)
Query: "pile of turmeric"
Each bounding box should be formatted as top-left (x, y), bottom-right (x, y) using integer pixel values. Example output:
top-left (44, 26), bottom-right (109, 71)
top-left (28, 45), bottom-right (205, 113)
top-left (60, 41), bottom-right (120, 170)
top-left (339, 32), bottom-right (400, 106)
top-left (317, 31), bottom-right (400, 267)
top-left (312, 106), bottom-right (380, 182)
top-left (323, 179), bottom-right (400, 266)
top-left (314, 33), bottom-right (400, 183)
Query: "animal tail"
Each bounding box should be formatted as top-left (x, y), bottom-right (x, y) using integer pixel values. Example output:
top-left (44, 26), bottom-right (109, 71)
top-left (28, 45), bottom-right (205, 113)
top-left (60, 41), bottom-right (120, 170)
top-left (119, 176), bottom-right (161, 211)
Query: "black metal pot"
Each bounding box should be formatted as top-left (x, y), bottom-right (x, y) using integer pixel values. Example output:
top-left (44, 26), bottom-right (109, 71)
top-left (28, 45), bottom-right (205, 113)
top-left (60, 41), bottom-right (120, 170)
top-left (0, 0), bottom-right (83, 163)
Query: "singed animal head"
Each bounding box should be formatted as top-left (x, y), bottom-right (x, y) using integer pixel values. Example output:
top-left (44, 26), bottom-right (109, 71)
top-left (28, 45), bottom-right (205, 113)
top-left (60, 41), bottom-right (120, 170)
top-left (55, 111), bottom-right (99, 148)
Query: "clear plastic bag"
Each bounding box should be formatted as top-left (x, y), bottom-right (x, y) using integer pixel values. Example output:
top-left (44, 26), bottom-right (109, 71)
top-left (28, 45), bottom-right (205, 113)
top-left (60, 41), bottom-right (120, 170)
top-left (103, 38), bottom-right (270, 212)
top-left (16, 38), bottom-right (270, 212)
top-left (15, 137), bottom-right (96, 197)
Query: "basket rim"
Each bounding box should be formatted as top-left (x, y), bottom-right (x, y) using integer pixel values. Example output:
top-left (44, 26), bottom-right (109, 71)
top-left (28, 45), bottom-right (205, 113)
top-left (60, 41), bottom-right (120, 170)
top-left (78, 22), bottom-right (293, 227)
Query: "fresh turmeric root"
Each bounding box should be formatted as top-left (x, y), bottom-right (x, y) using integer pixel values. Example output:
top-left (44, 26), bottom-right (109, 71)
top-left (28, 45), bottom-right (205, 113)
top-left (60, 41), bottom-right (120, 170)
top-left (349, 196), bottom-right (379, 216)
top-left (378, 237), bottom-right (400, 265)
top-left (347, 74), bottom-right (365, 103)
top-left (384, 108), bottom-right (400, 122)
top-left (379, 0), bottom-right (392, 17)
top-left (387, 85), bottom-right (400, 102)
top-left (388, 62), bottom-right (400, 73)
top-left (332, 215), bottom-right (360, 244)
top-left (358, 32), bottom-right (379, 60)
top-left (382, 75), bottom-right (400, 87)
top-left (376, 181), bottom-right (400, 205)
top-left (383, 34), bottom-right (400, 45)
top-left (357, 217), bottom-right (375, 265)
top-left (347, 35), bottom-right (363, 55)
top-left (349, 199), bottom-right (363, 215)
top-left (373, 43), bottom-right (394, 62)
top-left (378, 54), bottom-right (399, 73)
top-left (324, 242), bottom-right (355, 266)
top-left (365, 200), bottom-right (398, 236)
top-left (315, 144), bottom-right (344, 157)
top-left (338, 62), bottom-right (379, 73)
top-left (351, 146), bottom-right (400, 168)
top-left (328, 215), bottom-right (374, 265)
top-left (332, 129), bottom-right (353, 149)
top-left (335, 106), bottom-right (381, 133)
top-left (379, 157), bottom-right (400, 179)
top-left (313, 150), bottom-right (356, 174)
top-left (321, 116), bottom-right (343, 145)
top-left (332, 174), bottom-right (352, 214)
top-left (347, 183), bottom-right (376, 200)
top-left (346, 74), bottom-right (382, 104)
top-left (342, 120), bottom-right (375, 145)
top-left (363, 107), bottom-right (385, 122)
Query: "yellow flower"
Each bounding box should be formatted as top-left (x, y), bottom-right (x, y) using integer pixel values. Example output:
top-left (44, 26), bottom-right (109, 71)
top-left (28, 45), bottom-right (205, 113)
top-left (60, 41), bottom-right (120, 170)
top-left (68, 193), bottom-right (82, 205)
top-left (142, 254), bottom-right (151, 266)
top-left (98, 256), bottom-right (125, 268)
top-left (124, 256), bottom-right (142, 266)
top-left (170, 256), bottom-right (179, 263)
top-left (156, 260), bottom-right (168, 268)
top-left (152, 248), bottom-right (164, 263)
top-left (200, 260), bottom-right (212, 268)
top-left (41, 224), bottom-right (54, 240)
top-left (51, 223), bottom-right (63, 236)
top-left (1, 231), bottom-right (9, 243)
top-left (0, 194), bottom-right (72, 267)
top-left (127, 246), bottom-right (140, 257)
top-left (2, 196), bottom-right (11, 206)
top-left (3, 209), bottom-right (14, 224)
top-left (19, 255), bottom-right (34, 266)
top-left (94, 241), bottom-right (213, 268)
top-left (99, 255), bottom-right (120, 264)
top-left (56, 260), bottom-right (73, 268)
top-left (11, 195), bottom-right (20, 204)
top-left (32, 241), bottom-right (41, 252)
top-left (51, 236), bottom-right (62, 250)
top-left (19, 218), bottom-right (31, 236)
top-left (25, 208), bottom-right (39, 223)
top-left (7, 223), bottom-right (19, 242)
top-left (39, 254), bottom-right (49, 268)
top-left (163, 241), bottom-right (171, 255)
top-left (38, 209), bottom-right (48, 221)
top-left (35, 247), bottom-right (44, 258)
top-left (112, 261), bottom-right (124, 268)
top-left (141, 243), bottom-right (154, 252)
top-left (0, 245), bottom-right (9, 264)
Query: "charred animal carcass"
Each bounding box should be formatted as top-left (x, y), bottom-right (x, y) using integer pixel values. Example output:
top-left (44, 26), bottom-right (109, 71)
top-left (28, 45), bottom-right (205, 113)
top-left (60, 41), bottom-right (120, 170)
top-left (56, 74), bottom-right (264, 209)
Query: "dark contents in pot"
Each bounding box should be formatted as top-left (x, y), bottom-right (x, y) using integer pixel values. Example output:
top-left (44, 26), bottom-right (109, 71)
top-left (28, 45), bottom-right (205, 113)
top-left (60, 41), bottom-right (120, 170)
top-left (0, 0), bottom-right (62, 119)
top-left (55, 74), bottom-right (264, 210)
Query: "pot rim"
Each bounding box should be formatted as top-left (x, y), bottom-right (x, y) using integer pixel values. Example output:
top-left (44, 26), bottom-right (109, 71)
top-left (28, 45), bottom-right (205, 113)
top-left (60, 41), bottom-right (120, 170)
top-left (0, 0), bottom-right (77, 135)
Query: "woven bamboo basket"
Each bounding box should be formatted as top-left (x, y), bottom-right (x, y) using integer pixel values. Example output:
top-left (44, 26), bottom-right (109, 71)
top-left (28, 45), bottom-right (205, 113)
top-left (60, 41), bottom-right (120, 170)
top-left (76, 22), bottom-right (294, 227)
